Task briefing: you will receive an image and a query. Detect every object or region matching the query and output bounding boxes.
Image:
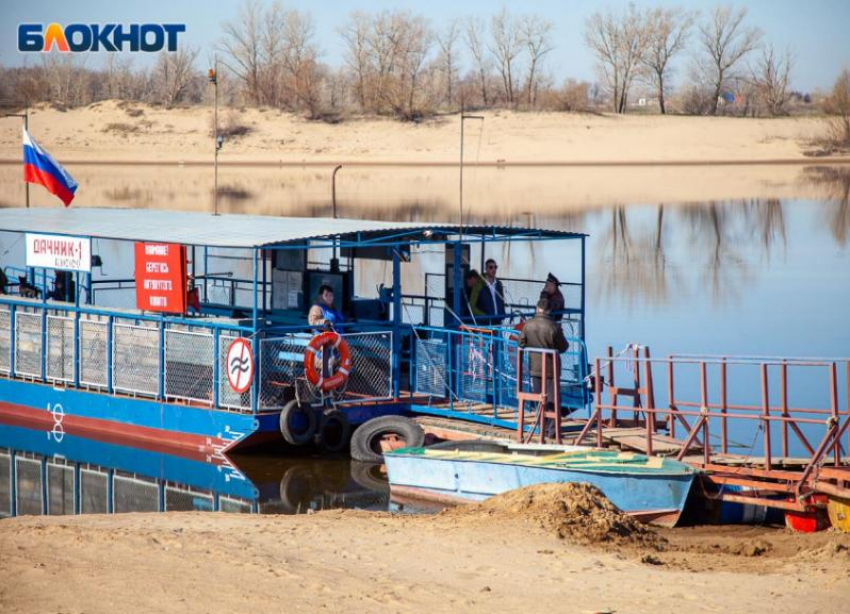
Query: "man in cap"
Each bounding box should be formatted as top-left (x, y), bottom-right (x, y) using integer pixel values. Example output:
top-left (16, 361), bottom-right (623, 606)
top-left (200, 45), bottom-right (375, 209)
top-left (519, 298), bottom-right (569, 437)
top-left (540, 272), bottom-right (565, 322)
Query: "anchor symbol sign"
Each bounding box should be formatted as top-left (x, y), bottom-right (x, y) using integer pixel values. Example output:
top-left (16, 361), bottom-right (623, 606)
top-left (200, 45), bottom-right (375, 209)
top-left (47, 402), bottom-right (65, 443)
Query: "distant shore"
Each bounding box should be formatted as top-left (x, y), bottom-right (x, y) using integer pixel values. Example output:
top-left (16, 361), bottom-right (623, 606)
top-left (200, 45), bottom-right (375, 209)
top-left (0, 101), bottom-right (840, 165)
top-left (0, 102), bottom-right (846, 212)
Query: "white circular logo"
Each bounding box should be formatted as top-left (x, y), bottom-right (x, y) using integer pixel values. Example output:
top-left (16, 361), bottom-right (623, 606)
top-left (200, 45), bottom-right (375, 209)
top-left (48, 402), bottom-right (65, 442)
top-left (226, 338), bottom-right (254, 394)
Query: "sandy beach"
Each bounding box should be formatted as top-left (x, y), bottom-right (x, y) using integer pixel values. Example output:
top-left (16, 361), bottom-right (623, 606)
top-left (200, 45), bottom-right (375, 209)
top-left (0, 102), bottom-right (840, 165)
top-left (1, 484), bottom-right (848, 614)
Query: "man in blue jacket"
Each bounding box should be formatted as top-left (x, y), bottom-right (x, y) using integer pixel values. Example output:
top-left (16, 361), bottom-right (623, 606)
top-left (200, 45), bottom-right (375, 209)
top-left (474, 258), bottom-right (506, 325)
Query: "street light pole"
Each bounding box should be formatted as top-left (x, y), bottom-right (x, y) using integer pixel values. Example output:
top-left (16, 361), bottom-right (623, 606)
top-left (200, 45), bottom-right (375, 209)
top-left (209, 58), bottom-right (221, 216)
top-left (459, 107), bottom-right (484, 242)
top-left (5, 110), bottom-right (30, 208)
top-left (331, 164), bottom-right (343, 266)
top-left (332, 164), bottom-right (343, 219)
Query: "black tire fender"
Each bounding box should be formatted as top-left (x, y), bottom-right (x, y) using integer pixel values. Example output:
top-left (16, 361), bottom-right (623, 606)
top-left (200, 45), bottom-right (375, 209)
top-left (316, 409), bottom-right (352, 454)
top-left (349, 461), bottom-right (390, 494)
top-left (279, 400), bottom-right (318, 446)
top-left (349, 415), bottom-right (425, 463)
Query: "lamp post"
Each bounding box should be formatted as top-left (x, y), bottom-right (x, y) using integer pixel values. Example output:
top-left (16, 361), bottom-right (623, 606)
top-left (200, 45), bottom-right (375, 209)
top-left (459, 108), bottom-right (484, 241)
top-left (208, 59), bottom-right (221, 216)
top-left (331, 164), bottom-right (343, 268)
top-left (4, 110), bottom-right (29, 208)
top-left (331, 164), bottom-right (343, 219)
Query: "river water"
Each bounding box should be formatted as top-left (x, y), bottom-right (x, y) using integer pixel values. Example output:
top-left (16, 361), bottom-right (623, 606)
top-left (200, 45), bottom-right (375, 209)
top-left (1, 164), bottom-right (848, 518)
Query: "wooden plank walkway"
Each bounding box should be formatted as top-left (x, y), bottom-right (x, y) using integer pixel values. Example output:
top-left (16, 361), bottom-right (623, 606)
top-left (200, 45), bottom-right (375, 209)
top-left (593, 427), bottom-right (703, 456)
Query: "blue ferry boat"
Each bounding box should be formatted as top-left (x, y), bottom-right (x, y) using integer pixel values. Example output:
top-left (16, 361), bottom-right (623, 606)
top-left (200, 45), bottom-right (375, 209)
top-left (0, 208), bottom-right (589, 458)
top-left (0, 415), bottom-right (390, 518)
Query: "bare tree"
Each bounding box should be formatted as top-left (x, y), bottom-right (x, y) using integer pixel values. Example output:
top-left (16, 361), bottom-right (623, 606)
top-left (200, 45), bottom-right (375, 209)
top-left (642, 7), bottom-right (694, 114)
top-left (436, 19), bottom-right (461, 108)
top-left (696, 5), bottom-right (762, 115)
top-left (42, 54), bottom-right (92, 107)
top-left (464, 17), bottom-right (491, 106)
top-left (259, 1), bottom-right (287, 107)
top-left (281, 10), bottom-right (323, 117)
top-left (521, 14), bottom-right (554, 107)
top-left (584, 4), bottom-right (650, 114)
top-left (751, 44), bottom-right (794, 116)
top-left (219, 0), bottom-right (264, 105)
top-left (824, 68), bottom-right (850, 148)
top-left (340, 12), bottom-right (371, 112)
top-left (490, 8), bottom-right (523, 106)
top-left (383, 13), bottom-right (433, 119)
top-left (152, 46), bottom-right (200, 107)
top-left (102, 55), bottom-right (137, 100)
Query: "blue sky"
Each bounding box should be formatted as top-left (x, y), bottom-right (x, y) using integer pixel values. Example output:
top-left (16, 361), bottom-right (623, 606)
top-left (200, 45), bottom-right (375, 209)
top-left (2, 0), bottom-right (849, 92)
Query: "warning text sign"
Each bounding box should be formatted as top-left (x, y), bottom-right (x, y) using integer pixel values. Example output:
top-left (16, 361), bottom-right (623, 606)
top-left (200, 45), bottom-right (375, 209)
top-left (134, 242), bottom-right (187, 313)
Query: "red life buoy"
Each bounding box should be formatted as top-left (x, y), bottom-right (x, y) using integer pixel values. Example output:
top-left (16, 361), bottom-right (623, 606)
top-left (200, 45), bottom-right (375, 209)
top-left (304, 331), bottom-right (353, 392)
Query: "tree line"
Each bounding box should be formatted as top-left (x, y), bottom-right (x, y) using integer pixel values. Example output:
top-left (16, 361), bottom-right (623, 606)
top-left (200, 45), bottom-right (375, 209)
top-left (0, 0), bottom-right (845, 129)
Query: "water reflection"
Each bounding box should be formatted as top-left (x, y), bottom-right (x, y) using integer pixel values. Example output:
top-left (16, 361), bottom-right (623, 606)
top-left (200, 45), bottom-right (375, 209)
top-left (0, 422), bottom-right (389, 519)
top-left (597, 205), bottom-right (684, 308)
top-left (804, 166), bottom-right (850, 245)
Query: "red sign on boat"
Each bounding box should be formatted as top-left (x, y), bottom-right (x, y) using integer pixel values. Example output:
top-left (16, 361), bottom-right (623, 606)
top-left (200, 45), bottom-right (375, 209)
top-left (134, 242), bottom-right (187, 313)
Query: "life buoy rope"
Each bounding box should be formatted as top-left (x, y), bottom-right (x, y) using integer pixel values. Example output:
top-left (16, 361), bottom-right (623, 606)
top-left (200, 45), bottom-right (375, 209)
top-left (304, 331), bottom-right (353, 392)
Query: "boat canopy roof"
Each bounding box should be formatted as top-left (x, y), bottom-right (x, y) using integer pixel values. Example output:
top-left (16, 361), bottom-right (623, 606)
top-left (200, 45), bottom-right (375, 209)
top-left (0, 208), bottom-right (584, 249)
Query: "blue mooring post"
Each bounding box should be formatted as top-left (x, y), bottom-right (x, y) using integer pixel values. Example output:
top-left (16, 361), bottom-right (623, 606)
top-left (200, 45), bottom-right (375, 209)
top-left (73, 271), bottom-right (80, 388)
top-left (203, 246), bottom-right (209, 303)
top-left (41, 457), bottom-right (47, 515)
top-left (9, 304), bottom-right (15, 377)
top-left (106, 315), bottom-right (114, 394)
top-left (451, 241), bottom-right (463, 405)
top-left (251, 248), bottom-right (259, 413)
top-left (9, 450), bottom-right (16, 517)
top-left (212, 327), bottom-right (220, 409)
top-left (580, 235), bottom-right (586, 341)
top-left (107, 469), bottom-right (114, 513)
top-left (452, 242), bottom-right (462, 326)
top-left (74, 463), bottom-right (81, 514)
top-left (158, 319), bottom-right (165, 400)
top-left (391, 248), bottom-right (402, 398)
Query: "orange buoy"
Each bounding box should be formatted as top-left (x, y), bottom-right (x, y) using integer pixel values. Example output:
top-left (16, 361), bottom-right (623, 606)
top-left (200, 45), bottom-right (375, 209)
top-left (304, 331), bottom-right (352, 392)
top-left (785, 495), bottom-right (830, 533)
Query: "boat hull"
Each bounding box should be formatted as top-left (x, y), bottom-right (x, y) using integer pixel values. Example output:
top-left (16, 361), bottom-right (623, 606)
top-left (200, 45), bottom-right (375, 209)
top-left (0, 377), bottom-right (280, 456)
top-left (384, 451), bottom-right (695, 527)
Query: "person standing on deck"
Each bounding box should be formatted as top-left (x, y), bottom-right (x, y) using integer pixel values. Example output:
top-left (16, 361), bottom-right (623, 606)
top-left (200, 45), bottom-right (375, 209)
top-left (464, 269), bottom-right (486, 322)
top-left (519, 298), bottom-right (569, 434)
top-left (308, 284), bottom-right (344, 332)
top-left (539, 272), bottom-right (565, 322)
top-left (474, 258), bottom-right (506, 325)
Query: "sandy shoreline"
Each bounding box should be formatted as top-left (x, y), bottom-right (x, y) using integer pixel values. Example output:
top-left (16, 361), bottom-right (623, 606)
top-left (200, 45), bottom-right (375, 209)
top-left (1, 102), bottom-right (848, 211)
top-left (0, 101), bottom-right (841, 165)
top-left (2, 504), bottom-right (848, 614)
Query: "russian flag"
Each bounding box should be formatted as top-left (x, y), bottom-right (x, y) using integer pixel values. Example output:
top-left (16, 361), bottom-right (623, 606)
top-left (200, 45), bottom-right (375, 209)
top-left (23, 128), bottom-right (78, 206)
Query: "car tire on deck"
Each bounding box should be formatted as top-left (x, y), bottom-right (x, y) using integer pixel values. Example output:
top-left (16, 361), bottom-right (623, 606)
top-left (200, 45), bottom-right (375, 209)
top-left (349, 415), bottom-right (425, 463)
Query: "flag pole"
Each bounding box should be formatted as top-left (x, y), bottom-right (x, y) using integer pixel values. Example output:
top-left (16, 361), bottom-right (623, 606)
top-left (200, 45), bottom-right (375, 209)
top-left (4, 109), bottom-right (29, 208)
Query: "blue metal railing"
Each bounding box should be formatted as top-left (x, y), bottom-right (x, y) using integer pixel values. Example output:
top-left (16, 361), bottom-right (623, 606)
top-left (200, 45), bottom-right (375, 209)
top-left (0, 295), bottom-right (253, 413)
top-left (410, 324), bottom-right (591, 429)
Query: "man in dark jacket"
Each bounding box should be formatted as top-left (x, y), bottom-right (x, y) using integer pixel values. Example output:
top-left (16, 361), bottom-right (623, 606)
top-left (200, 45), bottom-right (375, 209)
top-left (475, 258), bottom-right (506, 324)
top-left (539, 272), bottom-right (565, 322)
top-left (518, 298), bottom-right (569, 433)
